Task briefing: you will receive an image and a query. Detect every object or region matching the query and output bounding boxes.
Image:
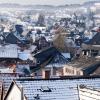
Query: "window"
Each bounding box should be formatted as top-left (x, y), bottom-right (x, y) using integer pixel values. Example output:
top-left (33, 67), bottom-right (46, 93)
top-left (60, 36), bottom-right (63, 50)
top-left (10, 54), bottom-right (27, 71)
top-left (34, 73), bottom-right (37, 76)
top-left (76, 71), bottom-right (80, 75)
top-left (66, 68), bottom-right (74, 74)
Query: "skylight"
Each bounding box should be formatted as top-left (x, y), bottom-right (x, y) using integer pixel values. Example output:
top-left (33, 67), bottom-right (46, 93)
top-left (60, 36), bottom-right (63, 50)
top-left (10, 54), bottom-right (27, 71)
top-left (40, 86), bottom-right (52, 92)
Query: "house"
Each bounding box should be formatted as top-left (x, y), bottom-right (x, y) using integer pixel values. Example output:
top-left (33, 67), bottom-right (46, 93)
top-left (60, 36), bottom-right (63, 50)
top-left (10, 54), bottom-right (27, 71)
top-left (82, 32), bottom-right (100, 57)
top-left (16, 64), bottom-right (31, 76)
top-left (0, 45), bottom-right (18, 73)
top-left (33, 36), bottom-right (50, 50)
top-left (37, 36), bottom-right (49, 50)
top-left (5, 32), bottom-right (24, 44)
top-left (63, 65), bottom-right (83, 76)
top-left (0, 44), bottom-right (36, 75)
top-left (42, 54), bottom-right (67, 78)
top-left (4, 76), bottom-right (100, 100)
top-left (33, 47), bottom-right (68, 78)
top-left (33, 47), bottom-right (68, 68)
top-left (15, 25), bottom-right (23, 35)
top-left (33, 26), bottom-right (47, 34)
top-left (63, 57), bottom-right (100, 76)
top-left (4, 30), bottom-right (30, 45)
top-left (0, 73), bottom-right (19, 99)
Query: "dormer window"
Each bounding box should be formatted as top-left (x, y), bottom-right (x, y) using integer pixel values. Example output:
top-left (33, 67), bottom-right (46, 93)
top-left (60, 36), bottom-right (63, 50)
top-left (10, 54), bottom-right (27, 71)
top-left (40, 86), bottom-right (52, 92)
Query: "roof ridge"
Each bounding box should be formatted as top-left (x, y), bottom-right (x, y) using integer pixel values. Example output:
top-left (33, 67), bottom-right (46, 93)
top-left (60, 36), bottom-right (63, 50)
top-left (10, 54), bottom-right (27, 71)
top-left (16, 75), bottom-right (100, 81)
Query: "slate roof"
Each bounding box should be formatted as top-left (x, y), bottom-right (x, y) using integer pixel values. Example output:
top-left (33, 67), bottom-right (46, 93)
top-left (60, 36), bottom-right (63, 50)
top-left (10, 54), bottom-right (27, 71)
top-left (6, 76), bottom-right (100, 100)
top-left (82, 62), bottom-right (100, 75)
top-left (67, 57), bottom-right (100, 75)
top-left (0, 46), bottom-right (18, 58)
top-left (5, 32), bottom-right (23, 44)
top-left (33, 47), bottom-right (68, 70)
top-left (84, 32), bottom-right (100, 45)
top-left (5, 32), bottom-right (29, 44)
top-left (92, 66), bottom-right (100, 75)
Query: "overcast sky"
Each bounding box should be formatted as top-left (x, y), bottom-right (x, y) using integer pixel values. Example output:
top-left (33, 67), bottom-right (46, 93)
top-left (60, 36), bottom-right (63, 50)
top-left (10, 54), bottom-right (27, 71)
top-left (0, 0), bottom-right (97, 5)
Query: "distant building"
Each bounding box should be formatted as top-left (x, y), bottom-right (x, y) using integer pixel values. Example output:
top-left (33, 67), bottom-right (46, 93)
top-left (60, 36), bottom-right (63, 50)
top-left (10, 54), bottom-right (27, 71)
top-left (33, 26), bottom-right (46, 34)
top-left (63, 65), bottom-right (83, 76)
top-left (82, 32), bottom-right (100, 57)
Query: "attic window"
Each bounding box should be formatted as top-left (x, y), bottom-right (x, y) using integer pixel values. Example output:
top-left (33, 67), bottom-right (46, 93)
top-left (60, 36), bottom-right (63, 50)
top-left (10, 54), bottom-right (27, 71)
top-left (40, 86), bottom-right (52, 92)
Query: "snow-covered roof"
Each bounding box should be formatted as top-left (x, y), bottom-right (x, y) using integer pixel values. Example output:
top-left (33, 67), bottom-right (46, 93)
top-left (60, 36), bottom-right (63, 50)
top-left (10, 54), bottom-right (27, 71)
top-left (0, 68), bottom-right (13, 73)
top-left (18, 50), bottom-right (34, 61)
top-left (94, 14), bottom-right (100, 18)
top-left (6, 44), bottom-right (20, 49)
top-left (18, 52), bottom-right (30, 60)
top-left (14, 31), bottom-right (26, 41)
top-left (46, 63), bottom-right (65, 68)
top-left (14, 77), bottom-right (100, 100)
top-left (16, 64), bottom-right (30, 75)
top-left (79, 85), bottom-right (100, 100)
top-left (0, 73), bottom-right (19, 94)
top-left (29, 45), bottom-right (37, 52)
top-left (4, 28), bottom-right (10, 33)
top-left (45, 36), bottom-right (53, 42)
top-left (0, 46), bottom-right (18, 58)
top-left (62, 53), bottom-right (71, 59)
